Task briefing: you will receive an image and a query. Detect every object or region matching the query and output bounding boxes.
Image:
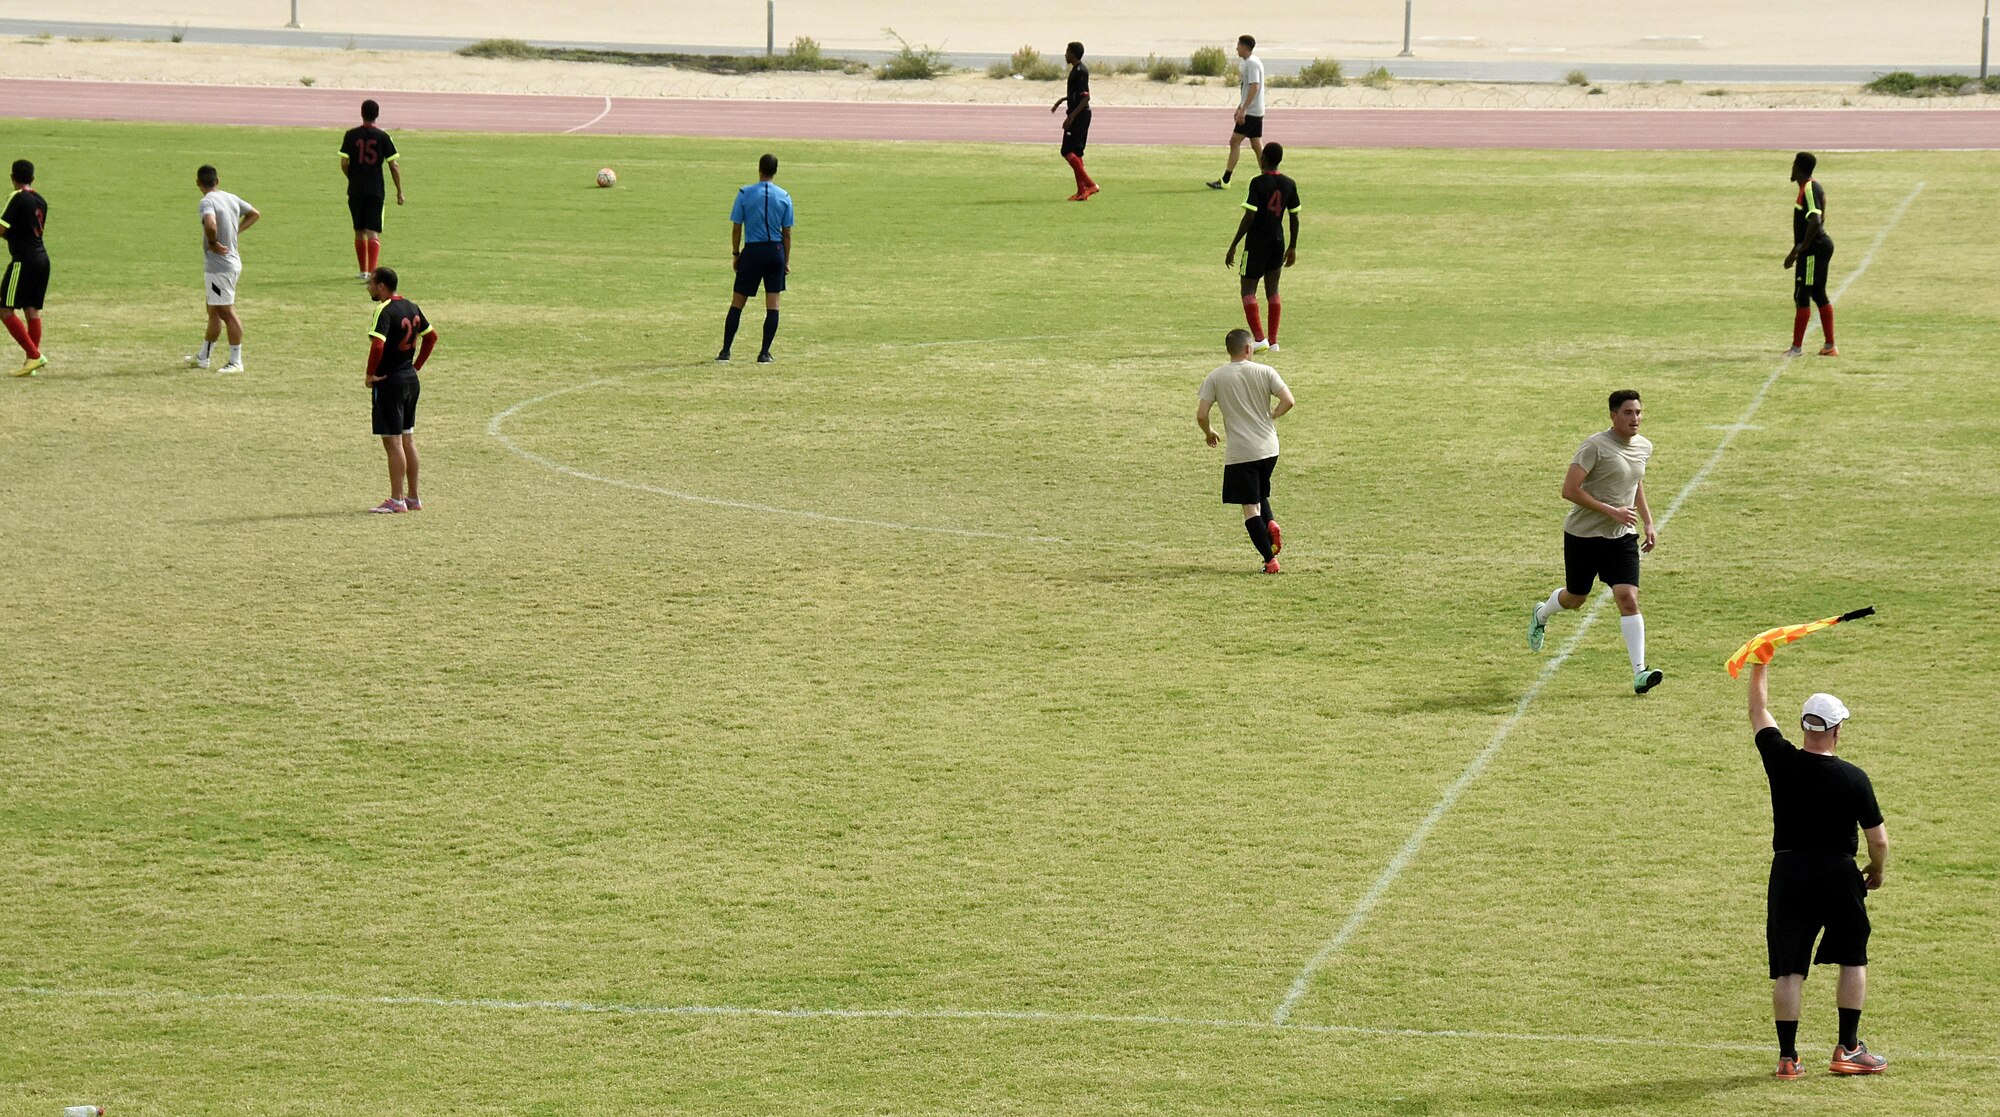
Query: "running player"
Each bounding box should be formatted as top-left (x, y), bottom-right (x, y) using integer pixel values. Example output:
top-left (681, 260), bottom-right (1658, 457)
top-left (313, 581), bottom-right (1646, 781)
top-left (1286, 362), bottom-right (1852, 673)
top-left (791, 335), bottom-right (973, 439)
top-left (1526, 389), bottom-right (1664, 694)
top-left (339, 99), bottom-right (404, 280)
top-left (185, 165), bottom-right (259, 374)
top-left (716, 153), bottom-right (794, 364)
top-left (1050, 41), bottom-right (1098, 201)
top-left (1784, 151), bottom-right (1836, 358)
top-left (363, 266), bottom-right (438, 514)
top-left (1224, 142), bottom-right (1299, 354)
top-left (1197, 328), bottom-right (1295, 573)
top-left (1205, 36), bottom-right (1265, 190)
top-left (2, 159), bottom-right (50, 378)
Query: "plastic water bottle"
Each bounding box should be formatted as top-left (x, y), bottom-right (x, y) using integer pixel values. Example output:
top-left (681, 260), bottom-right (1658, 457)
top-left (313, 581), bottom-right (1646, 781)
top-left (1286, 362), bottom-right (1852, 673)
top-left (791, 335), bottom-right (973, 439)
top-left (64, 1107), bottom-right (104, 1116)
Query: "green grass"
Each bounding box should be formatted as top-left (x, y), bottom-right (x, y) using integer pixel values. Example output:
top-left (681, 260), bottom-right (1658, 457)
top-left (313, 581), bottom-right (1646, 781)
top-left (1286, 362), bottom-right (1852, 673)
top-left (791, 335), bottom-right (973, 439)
top-left (2, 121), bottom-right (1998, 1115)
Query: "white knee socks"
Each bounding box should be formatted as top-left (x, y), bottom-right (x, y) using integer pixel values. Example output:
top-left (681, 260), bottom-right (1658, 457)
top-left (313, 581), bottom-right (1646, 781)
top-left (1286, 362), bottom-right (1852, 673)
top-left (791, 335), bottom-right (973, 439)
top-left (1620, 613), bottom-right (1646, 672)
top-left (1534, 588), bottom-right (1567, 623)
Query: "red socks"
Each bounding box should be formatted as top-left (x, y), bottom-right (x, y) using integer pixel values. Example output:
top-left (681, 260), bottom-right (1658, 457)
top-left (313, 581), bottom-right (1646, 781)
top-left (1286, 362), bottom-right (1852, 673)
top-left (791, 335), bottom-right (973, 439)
top-left (1241, 295), bottom-right (1265, 342)
top-left (27, 315), bottom-right (41, 348)
top-left (1792, 307), bottom-right (1811, 347)
top-left (1063, 153), bottom-right (1094, 191)
top-left (1819, 304), bottom-right (1835, 345)
top-left (1, 312), bottom-right (36, 359)
top-left (1267, 297), bottom-right (1282, 344)
top-left (354, 237), bottom-right (368, 272)
top-left (365, 238), bottom-right (381, 272)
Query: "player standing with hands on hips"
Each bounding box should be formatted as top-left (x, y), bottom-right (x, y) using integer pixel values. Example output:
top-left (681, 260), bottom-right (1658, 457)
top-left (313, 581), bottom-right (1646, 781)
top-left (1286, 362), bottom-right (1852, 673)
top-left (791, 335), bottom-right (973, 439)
top-left (1197, 328), bottom-right (1294, 573)
top-left (1050, 41), bottom-right (1098, 201)
top-left (186, 165), bottom-right (259, 374)
top-left (1745, 659), bottom-right (1889, 1078)
top-left (363, 266), bottom-right (437, 514)
top-left (1525, 389), bottom-right (1662, 693)
top-left (716, 153), bottom-right (794, 365)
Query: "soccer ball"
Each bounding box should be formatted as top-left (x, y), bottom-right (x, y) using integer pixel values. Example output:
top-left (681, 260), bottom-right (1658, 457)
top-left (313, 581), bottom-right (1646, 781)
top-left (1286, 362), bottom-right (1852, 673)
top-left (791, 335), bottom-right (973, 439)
top-left (596, 168), bottom-right (617, 188)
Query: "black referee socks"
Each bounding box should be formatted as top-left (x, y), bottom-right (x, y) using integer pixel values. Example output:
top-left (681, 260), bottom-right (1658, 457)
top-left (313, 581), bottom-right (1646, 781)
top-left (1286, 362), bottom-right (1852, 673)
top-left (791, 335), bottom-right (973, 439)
top-left (1776, 1019), bottom-right (1798, 1059)
top-left (760, 310), bottom-right (779, 357)
top-left (721, 306), bottom-right (743, 355)
top-left (1839, 1008), bottom-right (1861, 1050)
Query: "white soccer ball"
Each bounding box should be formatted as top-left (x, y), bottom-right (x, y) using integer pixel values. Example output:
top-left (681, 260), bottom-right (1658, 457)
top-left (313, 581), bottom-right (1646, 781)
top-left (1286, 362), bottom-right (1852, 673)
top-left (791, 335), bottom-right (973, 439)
top-left (596, 167), bottom-right (617, 188)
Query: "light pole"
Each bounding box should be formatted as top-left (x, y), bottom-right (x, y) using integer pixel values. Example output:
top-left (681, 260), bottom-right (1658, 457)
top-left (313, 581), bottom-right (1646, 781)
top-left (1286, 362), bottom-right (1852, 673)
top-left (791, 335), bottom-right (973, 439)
top-left (1983, 0), bottom-right (1991, 80)
top-left (767, 0), bottom-right (775, 56)
top-left (1398, 0), bottom-right (1414, 57)
top-left (286, 0), bottom-right (300, 28)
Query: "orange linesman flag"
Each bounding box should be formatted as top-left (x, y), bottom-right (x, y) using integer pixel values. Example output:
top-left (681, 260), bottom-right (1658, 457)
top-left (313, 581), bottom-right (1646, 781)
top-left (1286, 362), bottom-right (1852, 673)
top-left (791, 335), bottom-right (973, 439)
top-left (1725, 607), bottom-right (1876, 678)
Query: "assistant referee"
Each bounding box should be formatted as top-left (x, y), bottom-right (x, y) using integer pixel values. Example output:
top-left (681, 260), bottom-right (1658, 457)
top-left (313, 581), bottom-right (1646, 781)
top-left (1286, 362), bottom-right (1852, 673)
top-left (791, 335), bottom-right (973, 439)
top-left (716, 153), bottom-right (794, 365)
top-left (1746, 658), bottom-right (1889, 1078)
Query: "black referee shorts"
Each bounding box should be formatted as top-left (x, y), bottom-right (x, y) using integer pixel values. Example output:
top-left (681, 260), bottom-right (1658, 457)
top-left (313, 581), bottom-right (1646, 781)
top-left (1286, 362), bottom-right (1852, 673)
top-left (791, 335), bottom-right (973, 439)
top-left (733, 242), bottom-right (787, 298)
top-left (1794, 241), bottom-right (1834, 309)
top-left (371, 377), bottom-right (420, 436)
top-left (1562, 531), bottom-right (1640, 597)
top-left (2, 257), bottom-right (51, 310)
top-left (1222, 455), bottom-right (1277, 506)
top-left (1767, 852), bottom-right (1870, 978)
top-left (1061, 108), bottom-right (1091, 157)
top-left (348, 194), bottom-right (386, 234)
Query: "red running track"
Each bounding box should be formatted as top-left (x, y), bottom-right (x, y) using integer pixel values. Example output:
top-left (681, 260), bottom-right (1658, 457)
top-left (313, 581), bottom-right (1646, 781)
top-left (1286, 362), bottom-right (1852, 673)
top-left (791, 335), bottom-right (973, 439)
top-left (4, 78), bottom-right (1997, 149)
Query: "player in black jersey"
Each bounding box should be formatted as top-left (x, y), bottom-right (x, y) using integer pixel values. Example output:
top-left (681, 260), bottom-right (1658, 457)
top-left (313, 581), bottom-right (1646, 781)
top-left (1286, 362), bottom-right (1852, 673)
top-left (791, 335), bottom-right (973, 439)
top-left (1050, 42), bottom-right (1098, 201)
top-left (363, 266), bottom-right (438, 514)
top-left (2, 159), bottom-right (50, 377)
top-left (339, 100), bottom-right (405, 281)
top-left (1223, 143), bottom-right (1300, 354)
top-left (1783, 151), bottom-right (1836, 357)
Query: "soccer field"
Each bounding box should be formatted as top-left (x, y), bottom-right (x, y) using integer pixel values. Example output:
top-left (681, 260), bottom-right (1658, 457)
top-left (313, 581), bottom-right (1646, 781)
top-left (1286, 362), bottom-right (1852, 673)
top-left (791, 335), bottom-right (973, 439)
top-left (3, 120), bottom-right (1998, 1115)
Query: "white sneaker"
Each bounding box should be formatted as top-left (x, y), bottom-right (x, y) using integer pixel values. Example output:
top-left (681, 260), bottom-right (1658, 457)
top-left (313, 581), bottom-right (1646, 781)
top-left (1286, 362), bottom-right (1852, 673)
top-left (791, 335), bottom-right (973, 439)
top-left (357, 271), bottom-right (371, 280)
top-left (1252, 338), bottom-right (1271, 352)
top-left (1783, 346), bottom-right (1803, 358)
top-left (217, 361), bottom-right (244, 374)
top-left (1267, 342), bottom-right (1282, 353)
top-left (184, 354), bottom-right (210, 369)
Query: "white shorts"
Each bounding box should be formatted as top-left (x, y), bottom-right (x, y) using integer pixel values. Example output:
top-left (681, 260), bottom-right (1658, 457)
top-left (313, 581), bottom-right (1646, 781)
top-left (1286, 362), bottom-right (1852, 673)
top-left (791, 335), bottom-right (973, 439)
top-left (204, 263), bottom-right (241, 306)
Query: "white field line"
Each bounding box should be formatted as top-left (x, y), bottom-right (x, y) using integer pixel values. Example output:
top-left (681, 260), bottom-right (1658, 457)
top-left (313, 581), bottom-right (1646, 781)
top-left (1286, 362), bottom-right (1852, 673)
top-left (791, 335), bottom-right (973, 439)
top-left (564, 95), bottom-right (613, 134)
top-left (8, 985), bottom-right (1996, 1065)
top-left (1272, 181), bottom-right (1927, 1026)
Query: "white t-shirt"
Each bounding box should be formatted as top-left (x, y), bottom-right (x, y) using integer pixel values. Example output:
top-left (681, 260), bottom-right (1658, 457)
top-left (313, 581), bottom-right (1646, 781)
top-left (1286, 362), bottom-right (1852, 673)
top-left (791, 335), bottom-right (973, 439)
top-left (1563, 429), bottom-right (1654, 538)
top-left (199, 190), bottom-right (252, 273)
top-left (1240, 55), bottom-right (1266, 116)
top-left (1198, 359), bottom-right (1289, 464)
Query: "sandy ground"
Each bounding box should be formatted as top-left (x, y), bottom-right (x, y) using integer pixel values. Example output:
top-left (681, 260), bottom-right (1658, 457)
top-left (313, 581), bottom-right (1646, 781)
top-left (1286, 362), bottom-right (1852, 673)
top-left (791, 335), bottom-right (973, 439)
top-left (6, 38), bottom-right (1999, 112)
top-left (12, 0), bottom-right (1989, 66)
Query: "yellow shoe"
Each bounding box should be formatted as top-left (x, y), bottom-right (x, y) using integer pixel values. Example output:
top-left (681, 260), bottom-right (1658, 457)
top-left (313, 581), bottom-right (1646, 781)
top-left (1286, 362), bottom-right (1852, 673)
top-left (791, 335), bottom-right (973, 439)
top-left (13, 355), bottom-right (46, 377)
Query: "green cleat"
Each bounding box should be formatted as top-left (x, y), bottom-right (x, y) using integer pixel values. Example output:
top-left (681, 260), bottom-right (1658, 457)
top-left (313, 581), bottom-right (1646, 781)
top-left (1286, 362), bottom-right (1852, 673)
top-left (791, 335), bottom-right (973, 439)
top-left (1633, 667), bottom-right (1664, 694)
top-left (1527, 604), bottom-right (1547, 653)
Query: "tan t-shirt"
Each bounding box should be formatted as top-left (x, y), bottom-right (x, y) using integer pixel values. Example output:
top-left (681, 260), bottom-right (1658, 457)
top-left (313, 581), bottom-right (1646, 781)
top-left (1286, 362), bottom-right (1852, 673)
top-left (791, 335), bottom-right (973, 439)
top-left (1198, 360), bottom-right (1289, 465)
top-left (1564, 429), bottom-right (1653, 538)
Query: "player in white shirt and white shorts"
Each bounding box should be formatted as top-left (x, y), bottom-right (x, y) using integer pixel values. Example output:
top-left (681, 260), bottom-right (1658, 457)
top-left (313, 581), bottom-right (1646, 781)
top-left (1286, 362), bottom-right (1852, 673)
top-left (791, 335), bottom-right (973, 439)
top-left (187, 164), bottom-right (260, 373)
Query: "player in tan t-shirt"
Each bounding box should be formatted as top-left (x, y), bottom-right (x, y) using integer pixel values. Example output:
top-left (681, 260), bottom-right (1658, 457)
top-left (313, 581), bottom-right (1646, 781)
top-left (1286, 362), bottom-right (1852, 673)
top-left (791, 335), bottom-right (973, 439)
top-left (1196, 327), bottom-right (1295, 573)
top-left (1526, 389), bottom-right (1664, 694)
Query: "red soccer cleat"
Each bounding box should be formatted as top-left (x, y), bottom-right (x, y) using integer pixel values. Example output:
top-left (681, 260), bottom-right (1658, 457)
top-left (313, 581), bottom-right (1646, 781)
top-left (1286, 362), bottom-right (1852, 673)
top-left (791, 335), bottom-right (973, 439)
top-left (1830, 1042), bottom-right (1886, 1075)
top-left (1263, 558), bottom-right (1282, 574)
top-left (1774, 1057), bottom-right (1803, 1079)
top-left (1267, 521), bottom-right (1282, 555)
top-left (1079, 184), bottom-right (1099, 200)
top-left (1067, 191), bottom-right (1087, 202)
top-left (1818, 344), bottom-right (1839, 357)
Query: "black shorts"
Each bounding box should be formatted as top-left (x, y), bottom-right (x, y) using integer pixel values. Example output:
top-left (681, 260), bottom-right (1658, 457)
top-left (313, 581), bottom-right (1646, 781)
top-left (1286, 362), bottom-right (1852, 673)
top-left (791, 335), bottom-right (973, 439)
top-left (1061, 109), bottom-right (1091, 157)
top-left (1562, 531), bottom-right (1640, 596)
top-left (1794, 240), bottom-right (1834, 308)
top-left (371, 377), bottom-right (420, 436)
top-left (732, 241), bottom-right (788, 298)
top-left (2, 257), bottom-right (50, 310)
top-left (1767, 852), bottom-right (1870, 978)
top-left (1234, 114), bottom-right (1265, 139)
top-left (1222, 455), bottom-right (1277, 505)
top-left (348, 194), bottom-right (386, 233)
top-left (1240, 243), bottom-right (1284, 280)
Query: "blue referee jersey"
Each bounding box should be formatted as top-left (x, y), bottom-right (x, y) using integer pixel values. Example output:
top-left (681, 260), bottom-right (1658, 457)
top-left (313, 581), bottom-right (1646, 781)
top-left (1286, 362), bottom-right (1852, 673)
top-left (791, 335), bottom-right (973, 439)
top-left (729, 180), bottom-right (795, 245)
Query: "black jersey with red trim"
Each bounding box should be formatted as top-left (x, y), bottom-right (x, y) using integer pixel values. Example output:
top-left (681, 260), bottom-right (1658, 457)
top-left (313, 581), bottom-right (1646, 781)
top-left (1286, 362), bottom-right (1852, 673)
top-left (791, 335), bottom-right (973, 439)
top-left (1065, 63), bottom-right (1091, 115)
top-left (339, 125), bottom-right (400, 199)
top-left (1793, 180), bottom-right (1829, 249)
top-left (1242, 173), bottom-right (1301, 252)
top-left (1, 188), bottom-right (48, 262)
top-left (369, 295), bottom-right (433, 380)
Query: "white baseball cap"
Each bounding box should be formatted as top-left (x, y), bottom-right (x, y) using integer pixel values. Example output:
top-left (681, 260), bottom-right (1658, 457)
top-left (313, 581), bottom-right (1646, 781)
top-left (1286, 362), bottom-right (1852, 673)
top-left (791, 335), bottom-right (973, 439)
top-left (1801, 693), bottom-right (1851, 732)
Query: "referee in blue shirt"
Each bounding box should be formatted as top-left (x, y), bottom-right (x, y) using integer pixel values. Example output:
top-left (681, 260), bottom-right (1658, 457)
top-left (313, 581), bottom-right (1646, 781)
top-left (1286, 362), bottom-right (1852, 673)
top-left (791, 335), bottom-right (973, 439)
top-left (717, 153), bottom-right (795, 364)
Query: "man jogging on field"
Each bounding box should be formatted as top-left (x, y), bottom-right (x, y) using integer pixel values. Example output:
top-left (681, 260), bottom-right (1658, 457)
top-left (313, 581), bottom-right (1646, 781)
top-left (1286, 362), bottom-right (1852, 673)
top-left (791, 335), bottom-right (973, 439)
top-left (1197, 327), bottom-right (1293, 573)
top-left (1745, 659), bottom-right (1889, 1079)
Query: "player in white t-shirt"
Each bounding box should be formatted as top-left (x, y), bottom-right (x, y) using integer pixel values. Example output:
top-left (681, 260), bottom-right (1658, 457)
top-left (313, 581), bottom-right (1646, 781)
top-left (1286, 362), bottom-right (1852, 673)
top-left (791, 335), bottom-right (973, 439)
top-left (1206, 35), bottom-right (1266, 191)
top-left (185, 164), bottom-right (260, 373)
top-left (1196, 327), bottom-right (1295, 573)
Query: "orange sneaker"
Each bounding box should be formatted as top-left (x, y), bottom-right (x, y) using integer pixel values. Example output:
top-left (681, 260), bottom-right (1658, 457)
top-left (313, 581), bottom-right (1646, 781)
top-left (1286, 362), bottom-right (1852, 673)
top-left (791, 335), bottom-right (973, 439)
top-left (1775, 1057), bottom-right (1803, 1079)
top-left (1830, 1041), bottom-right (1887, 1075)
top-left (1818, 344), bottom-right (1839, 356)
top-left (1263, 558), bottom-right (1282, 574)
top-left (1267, 521), bottom-right (1282, 555)
top-left (1067, 191), bottom-right (1087, 202)
top-left (1080, 184), bottom-right (1100, 200)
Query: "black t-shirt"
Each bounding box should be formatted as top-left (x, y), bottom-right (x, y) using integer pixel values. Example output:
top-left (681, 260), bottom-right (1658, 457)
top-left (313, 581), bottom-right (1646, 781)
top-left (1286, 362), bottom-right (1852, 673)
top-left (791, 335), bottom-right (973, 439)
top-left (340, 125), bottom-right (400, 199)
top-left (1793, 180), bottom-right (1829, 249)
top-left (1756, 726), bottom-right (1882, 856)
top-left (1066, 63), bottom-right (1090, 118)
top-left (369, 295), bottom-right (433, 380)
top-left (1242, 172), bottom-right (1302, 252)
top-left (1, 188), bottom-right (48, 262)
